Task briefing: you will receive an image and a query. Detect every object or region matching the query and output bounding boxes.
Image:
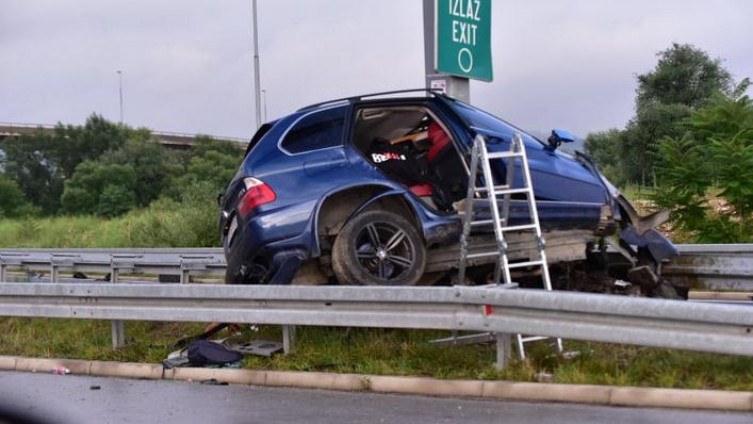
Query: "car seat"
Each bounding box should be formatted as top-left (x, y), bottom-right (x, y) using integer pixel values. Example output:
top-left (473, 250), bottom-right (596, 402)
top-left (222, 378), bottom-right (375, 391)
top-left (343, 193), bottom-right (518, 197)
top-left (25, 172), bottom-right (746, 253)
top-left (423, 122), bottom-right (466, 210)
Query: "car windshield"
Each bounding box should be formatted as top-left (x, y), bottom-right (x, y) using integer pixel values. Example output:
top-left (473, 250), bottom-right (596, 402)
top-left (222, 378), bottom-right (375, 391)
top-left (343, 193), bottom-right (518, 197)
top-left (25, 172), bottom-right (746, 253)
top-left (446, 99), bottom-right (546, 146)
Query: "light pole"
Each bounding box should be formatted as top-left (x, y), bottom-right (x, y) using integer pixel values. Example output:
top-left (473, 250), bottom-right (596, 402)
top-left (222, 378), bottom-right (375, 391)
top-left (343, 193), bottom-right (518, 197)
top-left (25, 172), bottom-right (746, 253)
top-left (252, 0), bottom-right (262, 129)
top-left (262, 89), bottom-right (267, 122)
top-left (117, 70), bottom-right (124, 125)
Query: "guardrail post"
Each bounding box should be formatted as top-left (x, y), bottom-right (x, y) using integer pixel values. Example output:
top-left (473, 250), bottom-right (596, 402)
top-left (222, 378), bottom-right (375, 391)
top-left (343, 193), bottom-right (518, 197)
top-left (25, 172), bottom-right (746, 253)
top-left (50, 264), bottom-right (59, 283)
top-left (110, 260), bottom-right (126, 349)
top-left (180, 257), bottom-right (211, 284)
top-left (495, 333), bottom-right (512, 370)
top-left (283, 325), bottom-right (296, 354)
top-left (0, 255), bottom-right (24, 282)
top-left (50, 256), bottom-right (76, 283)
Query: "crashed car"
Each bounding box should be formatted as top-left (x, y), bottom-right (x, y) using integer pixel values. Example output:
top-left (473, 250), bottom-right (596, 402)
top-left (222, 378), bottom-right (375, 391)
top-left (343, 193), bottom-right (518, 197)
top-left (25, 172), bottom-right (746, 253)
top-left (219, 89), bottom-right (683, 298)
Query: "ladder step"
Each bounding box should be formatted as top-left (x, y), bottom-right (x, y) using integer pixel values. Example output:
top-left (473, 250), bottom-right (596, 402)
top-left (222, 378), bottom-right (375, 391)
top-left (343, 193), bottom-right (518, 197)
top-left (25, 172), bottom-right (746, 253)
top-left (507, 260), bottom-right (545, 269)
top-left (500, 224), bottom-right (538, 232)
top-left (474, 185), bottom-right (510, 193)
top-left (493, 188), bottom-right (530, 196)
top-left (519, 336), bottom-right (550, 343)
top-left (487, 151), bottom-right (523, 159)
top-left (465, 251), bottom-right (501, 260)
top-left (470, 219), bottom-right (501, 227)
top-left (467, 222), bottom-right (539, 230)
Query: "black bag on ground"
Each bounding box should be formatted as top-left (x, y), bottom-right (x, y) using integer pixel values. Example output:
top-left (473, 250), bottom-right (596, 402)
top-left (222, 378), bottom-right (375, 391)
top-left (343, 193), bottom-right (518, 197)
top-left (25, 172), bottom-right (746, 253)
top-left (187, 340), bottom-right (243, 365)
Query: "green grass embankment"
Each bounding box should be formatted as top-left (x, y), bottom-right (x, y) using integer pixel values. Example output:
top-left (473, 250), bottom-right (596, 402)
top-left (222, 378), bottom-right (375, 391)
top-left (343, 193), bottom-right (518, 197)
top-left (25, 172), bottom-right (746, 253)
top-left (0, 197), bottom-right (219, 248)
top-left (1, 318), bottom-right (751, 390)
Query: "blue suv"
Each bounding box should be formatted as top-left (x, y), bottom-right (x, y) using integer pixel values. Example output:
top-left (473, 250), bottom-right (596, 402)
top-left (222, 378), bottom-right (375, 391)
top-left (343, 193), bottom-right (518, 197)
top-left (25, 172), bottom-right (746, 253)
top-left (219, 90), bottom-right (680, 297)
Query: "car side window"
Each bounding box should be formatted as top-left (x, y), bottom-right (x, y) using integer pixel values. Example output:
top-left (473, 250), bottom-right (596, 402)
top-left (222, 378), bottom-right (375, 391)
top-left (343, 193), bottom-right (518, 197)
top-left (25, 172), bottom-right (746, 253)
top-left (281, 107), bottom-right (346, 154)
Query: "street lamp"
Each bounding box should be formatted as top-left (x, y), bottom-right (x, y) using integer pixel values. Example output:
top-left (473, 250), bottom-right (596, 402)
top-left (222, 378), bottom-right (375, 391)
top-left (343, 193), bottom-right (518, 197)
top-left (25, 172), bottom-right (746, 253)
top-left (117, 70), bottom-right (124, 125)
top-left (262, 89), bottom-right (268, 122)
top-left (252, 0), bottom-right (262, 129)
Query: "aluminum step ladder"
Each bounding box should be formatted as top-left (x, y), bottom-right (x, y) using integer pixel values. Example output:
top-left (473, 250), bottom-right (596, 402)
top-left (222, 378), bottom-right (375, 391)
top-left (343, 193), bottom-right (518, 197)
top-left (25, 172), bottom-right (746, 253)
top-left (458, 133), bottom-right (563, 359)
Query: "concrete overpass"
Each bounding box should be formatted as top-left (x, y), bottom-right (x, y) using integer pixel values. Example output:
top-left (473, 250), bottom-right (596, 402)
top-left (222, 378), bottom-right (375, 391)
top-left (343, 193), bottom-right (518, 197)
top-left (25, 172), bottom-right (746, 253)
top-left (0, 122), bottom-right (248, 150)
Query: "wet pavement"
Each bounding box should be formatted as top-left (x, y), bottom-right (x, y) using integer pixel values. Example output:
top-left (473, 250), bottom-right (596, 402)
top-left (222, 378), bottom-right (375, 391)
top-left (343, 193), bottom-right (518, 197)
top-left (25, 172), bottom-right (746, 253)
top-left (0, 371), bottom-right (751, 424)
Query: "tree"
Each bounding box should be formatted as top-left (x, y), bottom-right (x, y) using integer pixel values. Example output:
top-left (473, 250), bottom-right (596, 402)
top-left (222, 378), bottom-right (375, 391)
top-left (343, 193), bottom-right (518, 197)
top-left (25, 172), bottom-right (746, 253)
top-left (50, 113), bottom-right (128, 179)
top-left (190, 136), bottom-right (244, 158)
top-left (61, 160), bottom-right (137, 216)
top-left (164, 137), bottom-right (243, 199)
top-left (636, 43), bottom-right (733, 111)
top-left (583, 129), bottom-right (624, 185)
top-left (99, 130), bottom-right (178, 207)
top-left (98, 184), bottom-right (136, 218)
top-left (620, 102), bottom-right (692, 186)
top-left (585, 43), bottom-right (740, 187)
top-left (0, 130), bottom-right (64, 214)
top-left (0, 175), bottom-right (28, 217)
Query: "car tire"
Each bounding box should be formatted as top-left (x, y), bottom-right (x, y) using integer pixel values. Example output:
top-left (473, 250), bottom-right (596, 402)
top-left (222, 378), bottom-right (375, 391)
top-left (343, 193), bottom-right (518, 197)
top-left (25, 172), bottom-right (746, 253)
top-left (332, 210), bottom-right (426, 286)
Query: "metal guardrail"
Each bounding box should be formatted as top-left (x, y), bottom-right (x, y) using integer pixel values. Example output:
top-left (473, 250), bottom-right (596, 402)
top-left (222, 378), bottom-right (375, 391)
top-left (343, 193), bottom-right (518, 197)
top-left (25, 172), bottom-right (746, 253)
top-left (664, 244), bottom-right (753, 291)
top-left (4, 244), bottom-right (753, 290)
top-left (2, 245), bottom-right (753, 368)
top-left (0, 283), bottom-right (751, 369)
top-left (0, 248), bottom-right (225, 283)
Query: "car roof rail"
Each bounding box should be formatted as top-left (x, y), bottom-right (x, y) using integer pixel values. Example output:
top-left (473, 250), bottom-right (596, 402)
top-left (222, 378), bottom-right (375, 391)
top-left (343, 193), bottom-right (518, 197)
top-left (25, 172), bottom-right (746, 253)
top-left (297, 88), bottom-right (445, 112)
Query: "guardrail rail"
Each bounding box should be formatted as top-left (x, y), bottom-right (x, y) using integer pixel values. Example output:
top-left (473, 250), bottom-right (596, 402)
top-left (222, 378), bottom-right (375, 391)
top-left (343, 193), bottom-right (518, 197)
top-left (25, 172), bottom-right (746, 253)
top-left (2, 246), bottom-right (753, 369)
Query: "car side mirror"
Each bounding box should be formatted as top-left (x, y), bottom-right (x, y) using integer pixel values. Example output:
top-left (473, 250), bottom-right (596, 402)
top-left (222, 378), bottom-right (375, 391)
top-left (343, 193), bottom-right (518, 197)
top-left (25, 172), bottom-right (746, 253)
top-left (547, 129), bottom-right (575, 150)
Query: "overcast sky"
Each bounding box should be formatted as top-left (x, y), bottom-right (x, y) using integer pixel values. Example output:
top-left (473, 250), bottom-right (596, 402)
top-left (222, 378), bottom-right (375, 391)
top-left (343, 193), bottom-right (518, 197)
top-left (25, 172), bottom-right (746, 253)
top-left (1, 0), bottom-right (752, 139)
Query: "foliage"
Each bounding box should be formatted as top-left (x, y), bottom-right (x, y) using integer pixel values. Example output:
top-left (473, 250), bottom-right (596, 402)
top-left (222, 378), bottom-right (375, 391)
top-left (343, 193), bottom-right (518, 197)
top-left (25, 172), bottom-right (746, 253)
top-left (0, 318), bottom-right (751, 390)
top-left (0, 182), bottom-right (223, 249)
top-left (0, 113), bottom-right (244, 218)
top-left (0, 130), bottom-right (65, 214)
top-left (583, 129), bottom-right (624, 186)
top-left (636, 43), bottom-right (733, 111)
top-left (61, 160), bottom-right (137, 217)
top-left (50, 114), bottom-right (127, 179)
top-left (99, 131), bottom-right (179, 207)
top-left (653, 92), bottom-right (753, 242)
top-left (130, 182), bottom-right (223, 247)
top-left (585, 43), bottom-right (741, 187)
top-left (0, 175), bottom-right (30, 218)
top-left (98, 184), bottom-right (137, 218)
top-left (620, 102), bottom-right (692, 185)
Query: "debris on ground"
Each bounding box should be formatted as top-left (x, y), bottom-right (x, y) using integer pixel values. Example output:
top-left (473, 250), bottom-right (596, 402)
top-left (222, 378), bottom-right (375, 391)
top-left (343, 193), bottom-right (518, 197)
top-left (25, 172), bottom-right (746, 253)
top-left (163, 323), bottom-right (283, 370)
top-left (51, 366), bottom-right (70, 375)
top-left (534, 372), bottom-right (554, 382)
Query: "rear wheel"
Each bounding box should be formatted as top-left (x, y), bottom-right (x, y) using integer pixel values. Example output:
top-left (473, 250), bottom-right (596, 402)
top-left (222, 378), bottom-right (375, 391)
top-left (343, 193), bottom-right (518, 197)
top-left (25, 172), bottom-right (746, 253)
top-left (332, 210), bottom-right (426, 285)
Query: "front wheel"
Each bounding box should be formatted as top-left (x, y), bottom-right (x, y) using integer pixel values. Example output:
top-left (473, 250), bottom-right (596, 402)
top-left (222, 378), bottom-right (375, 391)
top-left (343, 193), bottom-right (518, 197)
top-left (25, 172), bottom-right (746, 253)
top-left (331, 210), bottom-right (426, 285)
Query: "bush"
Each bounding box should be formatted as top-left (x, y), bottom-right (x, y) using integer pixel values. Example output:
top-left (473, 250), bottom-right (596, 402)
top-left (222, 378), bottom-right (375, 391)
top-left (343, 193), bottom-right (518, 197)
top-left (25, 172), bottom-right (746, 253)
top-left (653, 88), bottom-right (753, 242)
top-left (0, 175), bottom-right (31, 218)
top-left (130, 182), bottom-right (221, 247)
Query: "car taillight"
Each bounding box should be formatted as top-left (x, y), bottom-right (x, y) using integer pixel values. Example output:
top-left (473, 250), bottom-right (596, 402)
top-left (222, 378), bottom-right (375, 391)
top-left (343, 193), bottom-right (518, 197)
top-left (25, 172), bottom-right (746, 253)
top-left (238, 177), bottom-right (276, 217)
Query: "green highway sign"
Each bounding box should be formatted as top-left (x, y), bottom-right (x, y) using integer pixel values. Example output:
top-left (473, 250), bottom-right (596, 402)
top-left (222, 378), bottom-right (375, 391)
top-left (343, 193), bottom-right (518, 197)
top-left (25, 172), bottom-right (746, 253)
top-left (435, 0), bottom-right (493, 82)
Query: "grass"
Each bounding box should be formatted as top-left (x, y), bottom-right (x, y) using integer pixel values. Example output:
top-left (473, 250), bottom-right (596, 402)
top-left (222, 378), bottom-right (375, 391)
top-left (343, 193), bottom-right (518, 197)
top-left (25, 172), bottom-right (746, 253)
top-left (0, 195), bottom-right (220, 249)
top-left (1, 318), bottom-right (751, 390)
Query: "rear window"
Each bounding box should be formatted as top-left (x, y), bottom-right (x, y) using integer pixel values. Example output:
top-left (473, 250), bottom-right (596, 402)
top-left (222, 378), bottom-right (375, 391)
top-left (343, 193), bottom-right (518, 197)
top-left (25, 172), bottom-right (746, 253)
top-left (281, 107), bottom-right (346, 154)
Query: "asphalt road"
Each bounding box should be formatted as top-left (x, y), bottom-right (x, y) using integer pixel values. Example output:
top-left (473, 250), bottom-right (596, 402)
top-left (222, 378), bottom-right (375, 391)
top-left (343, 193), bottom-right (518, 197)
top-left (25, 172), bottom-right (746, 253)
top-left (0, 372), bottom-right (750, 424)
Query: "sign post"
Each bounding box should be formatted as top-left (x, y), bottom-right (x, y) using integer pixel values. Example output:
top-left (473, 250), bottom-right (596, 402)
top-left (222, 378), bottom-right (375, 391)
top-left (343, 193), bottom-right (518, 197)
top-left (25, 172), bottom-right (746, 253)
top-left (424, 0), bottom-right (492, 103)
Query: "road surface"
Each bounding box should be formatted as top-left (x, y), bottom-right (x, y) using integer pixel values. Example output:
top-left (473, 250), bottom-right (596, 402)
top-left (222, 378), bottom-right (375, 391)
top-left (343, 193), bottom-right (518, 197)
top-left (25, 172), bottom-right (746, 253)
top-left (0, 371), bottom-right (750, 424)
